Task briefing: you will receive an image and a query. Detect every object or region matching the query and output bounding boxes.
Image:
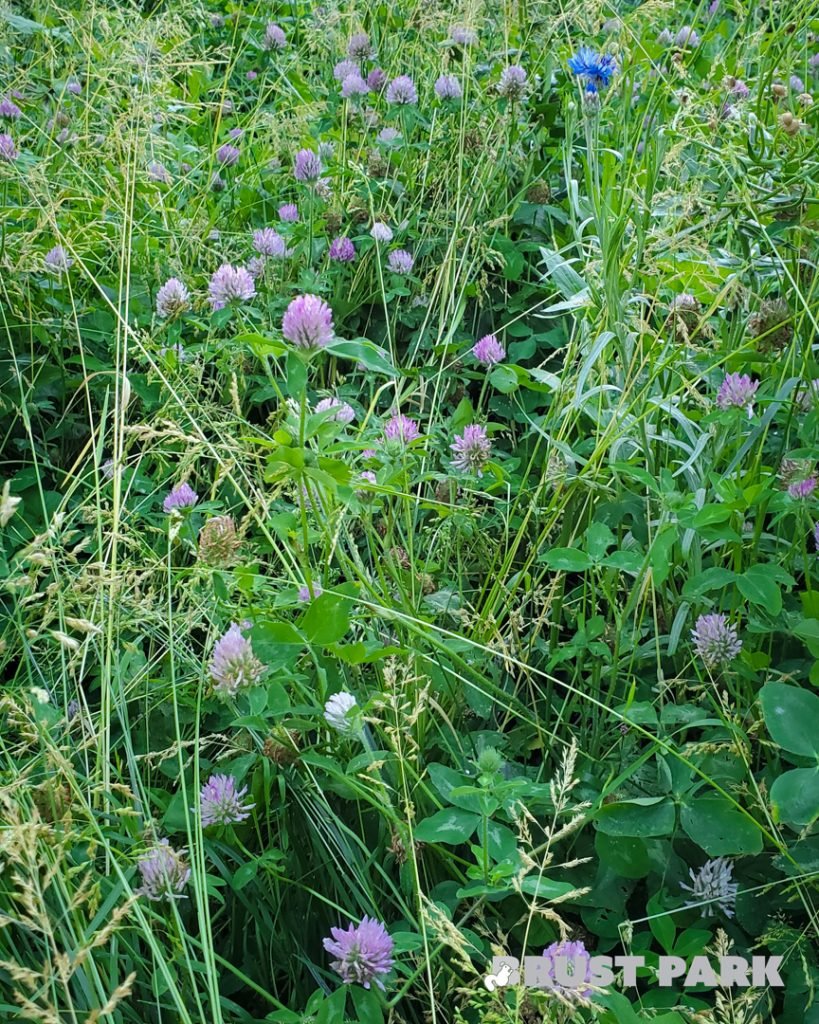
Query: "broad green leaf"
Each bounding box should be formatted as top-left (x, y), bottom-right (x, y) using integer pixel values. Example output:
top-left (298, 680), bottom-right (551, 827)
top-left (680, 795), bottom-right (763, 855)
top-left (413, 808), bottom-right (481, 844)
top-left (517, 876), bottom-right (576, 900)
top-left (325, 338), bottom-right (395, 376)
top-left (300, 591), bottom-right (353, 646)
top-left (771, 768), bottom-right (819, 827)
top-left (737, 565), bottom-right (781, 614)
top-left (350, 985), bottom-right (384, 1024)
top-left (543, 547), bottom-right (594, 572)
top-left (760, 682), bottom-right (819, 757)
top-left (594, 798), bottom-right (675, 837)
top-left (594, 833), bottom-right (651, 878)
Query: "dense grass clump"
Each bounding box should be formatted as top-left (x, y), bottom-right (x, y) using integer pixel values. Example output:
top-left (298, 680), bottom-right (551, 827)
top-left (1, 1), bottom-right (819, 1022)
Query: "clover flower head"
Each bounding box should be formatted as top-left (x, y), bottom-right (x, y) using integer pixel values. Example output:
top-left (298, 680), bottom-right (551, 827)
top-left (316, 397), bottom-right (356, 423)
top-left (137, 841), bottom-right (190, 901)
top-left (329, 236), bottom-right (356, 262)
top-left (156, 277), bottom-right (190, 318)
top-left (324, 916), bottom-right (394, 989)
top-left (209, 263), bottom-right (256, 310)
top-left (451, 424), bottom-right (492, 475)
top-left (44, 245), bottom-right (74, 275)
top-left (541, 940), bottom-right (594, 998)
top-left (680, 858), bottom-right (738, 917)
top-left (253, 227), bottom-right (288, 258)
top-left (216, 142), bottom-right (240, 166)
top-left (691, 613), bottom-right (742, 668)
top-left (347, 33), bottom-right (372, 60)
top-left (294, 147), bottom-right (321, 182)
top-left (367, 68), bottom-right (387, 92)
top-left (675, 26), bottom-right (701, 48)
top-left (341, 72), bottom-right (369, 98)
top-left (0, 133), bottom-right (19, 160)
top-left (435, 75), bottom-right (462, 100)
top-left (163, 482), bottom-right (198, 512)
top-left (370, 221), bottom-right (393, 243)
top-left (323, 691), bottom-right (360, 733)
top-left (198, 774), bottom-right (254, 827)
top-left (210, 623), bottom-right (265, 698)
top-left (279, 202), bottom-right (299, 222)
top-left (387, 249), bottom-right (414, 274)
top-left (383, 413), bottom-right (420, 445)
top-left (0, 96), bottom-right (22, 119)
top-left (386, 75), bottom-right (418, 105)
top-left (716, 373), bottom-right (759, 415)
top-left (498, 65), bottom-right (527, 98)
top-left (472, 334), bottom-right (505, 366)
top-left (282, 294), bottom-right (334, 349)
top-left (449, 26), bottom-right (478, 46)
top-left (263, 22), bottom-right (286, 50)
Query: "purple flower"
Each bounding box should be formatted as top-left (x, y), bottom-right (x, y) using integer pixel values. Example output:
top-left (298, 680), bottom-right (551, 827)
top-left (294, 148), bottom-right (321, 182)
top-left (788, 476), bottom-right (818, 500)
top-left (541, 940), bottom-right (594, 998)
top-left (263, 22), bottom-right (286, 50)
top-left (67, 80), bottom-right (82, 95)
top-left (228, 127), bottom-right (244, 140)
top-left (298, 583), bottom-right (323, 602)
top-left (367, 68), bottom-right (387, 92)
top-left (334, 59), bottom-right (360, 82)
top-left (451, 424), bottom-right (492, 475)
top-left (387, 249), bottom-right (414, 274)
top-left (148, 161), bottom-right (171, 183)
top-left (790, 75), bottom-right (805, 94)
top-left (0, 96), bottom-right (21, 119)
top-left (209, 264), bottom-right (256, 310)
top-left (210, 623), bottom-right (265, 698)
top-left (137, 840), bottom-right (190, 901)
top-left (246, 256), bottom-right (266, 279)
top-left (216, 142), bottom-right (240, 166)
top-left (383, 413), bottom-right (420, 445)
top-left (386, 75), bottom-right (418, 105)
top-left (44, 245), bottom-right (74, 275)
top-left (675, 26), bottom-right (701, 48)
top-left (341, 72), bottom-right (369, 98)
top-left (370, 222), bottom-right (393, 243)
top-left (357, 470), bottom-right (377, 497)
top-left (656, 29), bottom-right (675, 45)
top-left (198, 775), bottom-right (254, 827)
top-left (282, 294), bottom-right (334, 349)
top-left (716, 373), bottom-right (759, 415)
top-left (814, 522), bottom-right (819, 551)
top-left (163, 482), bottom-right (198, 512)
top-left (377, 127), bottom-right (400, 144)
top-left (0, 133), bottom-right (18, 161)
top-left (247, 70), bottom-right (258, 81)
top-left (434, 75), bottom-right (462, 100)
top-left (498, 65), bottom-right (527, 99)
top-left (316, 396), bottom-right (355, 423)
top-left (348, 33), bottom-right (372, 60)
top-left (708, 0), bottom-right (720, 13)
top-left (279, 202), bottom-right (299, 222)
top-left (329, 236), bottom-right (356, 262)
top-left (253, 227), bottom-right (287, 257)
top-left (691, 613), bottom-right (742, 668)
top-left (730, 79), bottom-right (750, 99)
top-left (472, 333), bottom-right (505, 366)
top-left (449, 26), bottom-right (478, 46)
top-left (156, 277), bottom-right (190, 318)
top-left (323, 916), bottom-right (394, 989)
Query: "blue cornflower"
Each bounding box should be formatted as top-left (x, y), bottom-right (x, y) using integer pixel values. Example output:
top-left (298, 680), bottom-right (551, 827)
top-left (567, 47), bottom-right (617, 90)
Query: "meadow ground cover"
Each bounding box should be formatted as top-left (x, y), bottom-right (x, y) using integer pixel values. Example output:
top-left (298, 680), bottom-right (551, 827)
top-left (1, 0), bottom-right (819, 1021)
